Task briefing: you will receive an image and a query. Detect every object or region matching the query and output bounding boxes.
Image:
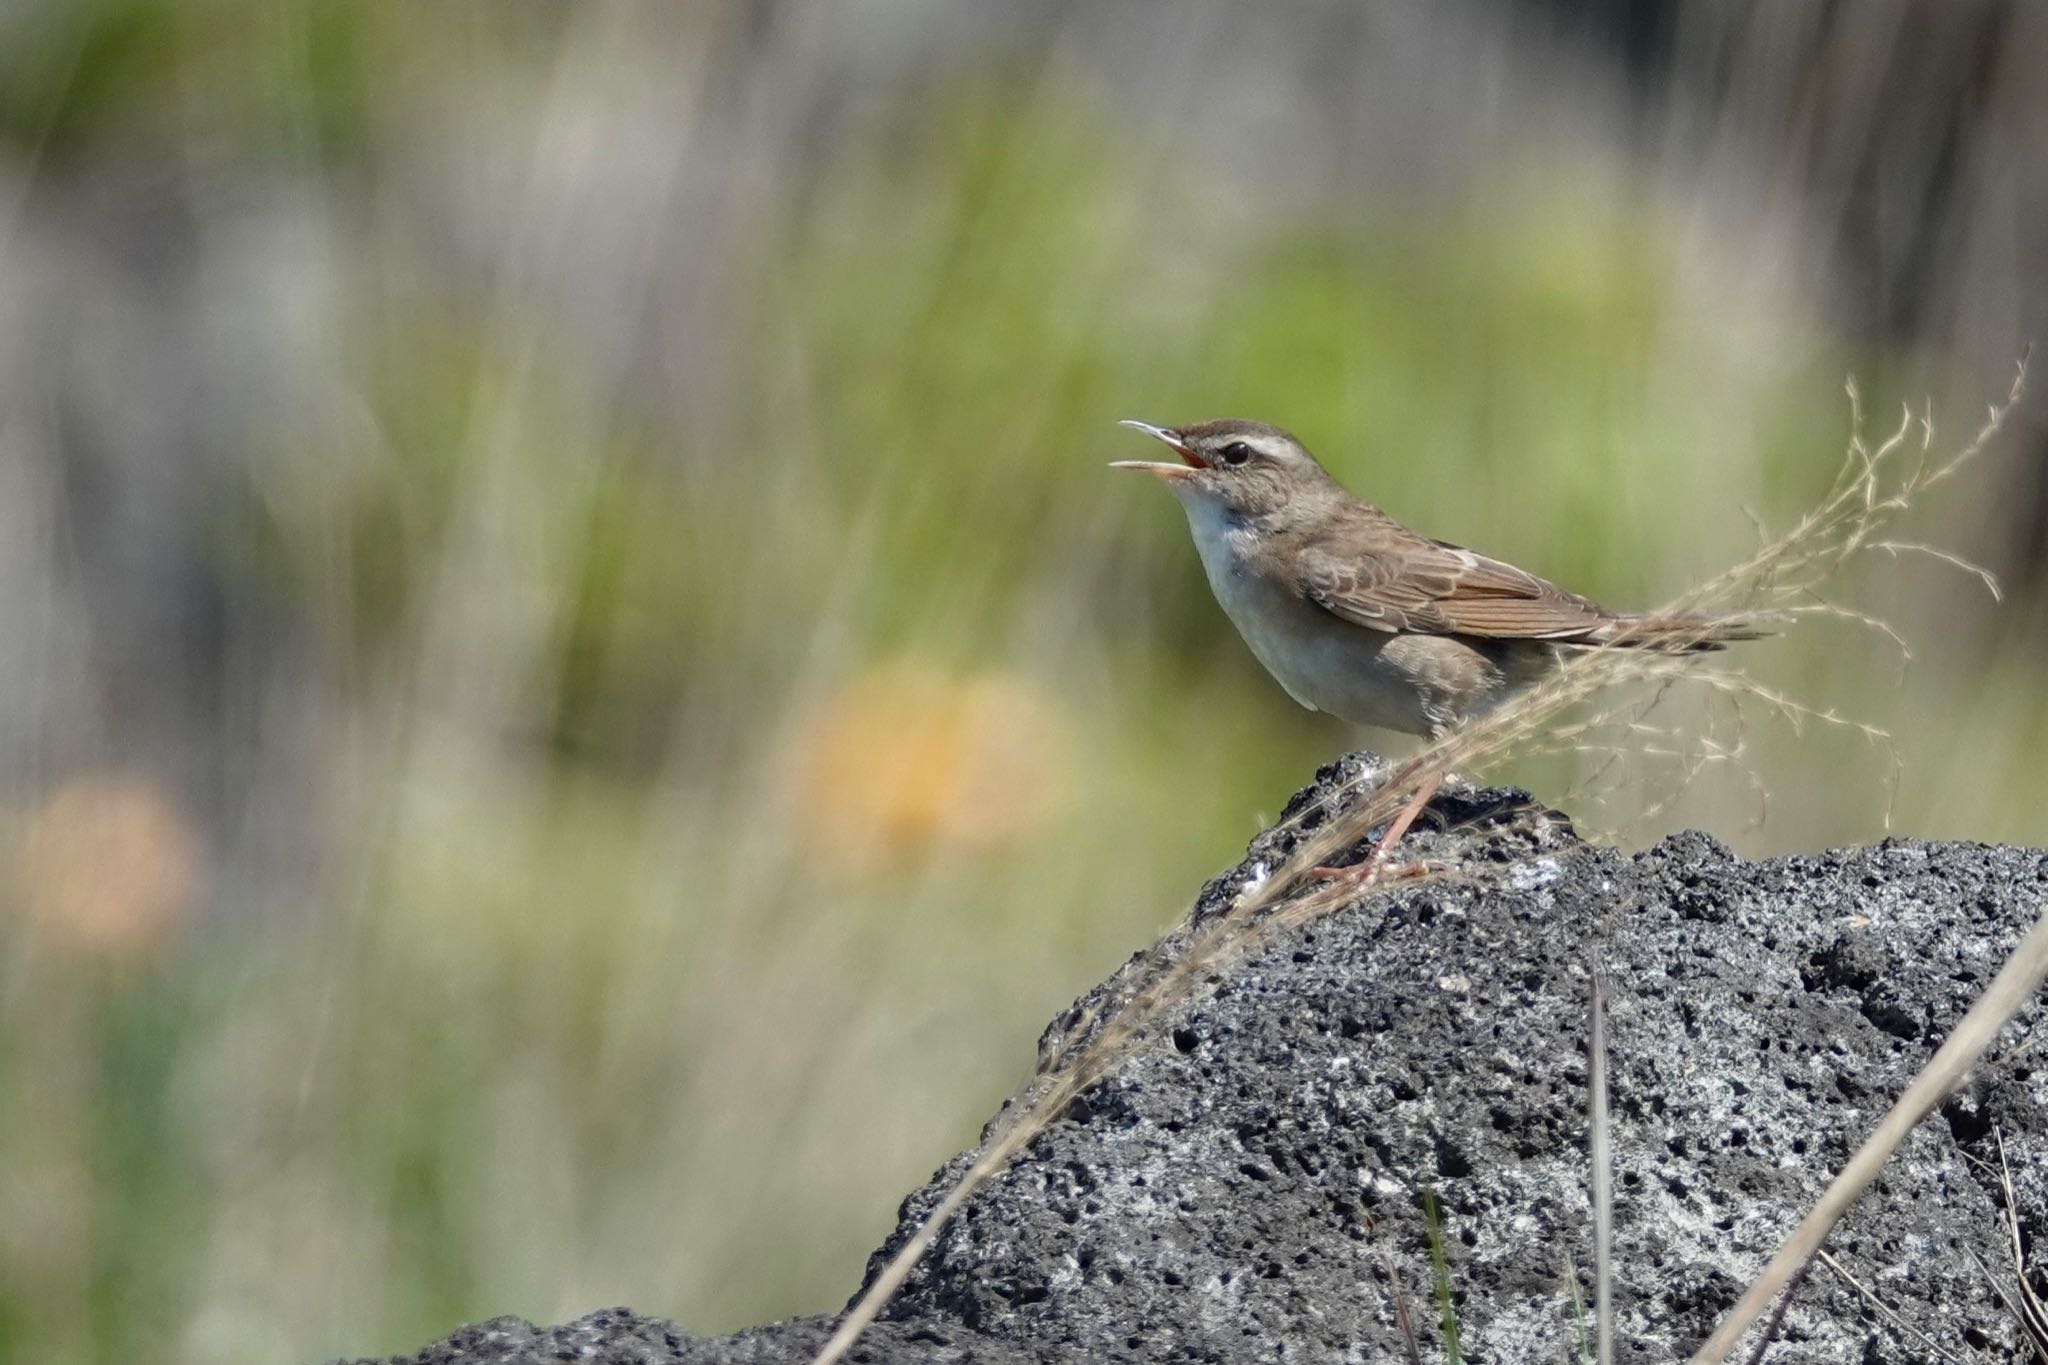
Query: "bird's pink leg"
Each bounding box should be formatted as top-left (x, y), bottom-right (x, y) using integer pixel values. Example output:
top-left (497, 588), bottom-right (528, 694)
top-left (1312, 766), bottom-right (1446, 885)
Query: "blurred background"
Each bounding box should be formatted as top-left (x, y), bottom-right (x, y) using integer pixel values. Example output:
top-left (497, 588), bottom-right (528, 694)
top-left (0, 1), bottom-right (2043, 1360)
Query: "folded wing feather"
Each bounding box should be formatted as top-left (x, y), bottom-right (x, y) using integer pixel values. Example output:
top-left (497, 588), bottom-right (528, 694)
top-left (1295, 533), bottom-right (1620, 641)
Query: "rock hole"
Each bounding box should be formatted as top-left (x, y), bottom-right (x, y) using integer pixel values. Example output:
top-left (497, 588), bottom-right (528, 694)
top-left (1941, 1098), bottom-right (1992, 1146)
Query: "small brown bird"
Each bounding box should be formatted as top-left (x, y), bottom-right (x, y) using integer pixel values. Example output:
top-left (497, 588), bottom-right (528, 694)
top-left (1114, 418), bottom-right (1760, 873)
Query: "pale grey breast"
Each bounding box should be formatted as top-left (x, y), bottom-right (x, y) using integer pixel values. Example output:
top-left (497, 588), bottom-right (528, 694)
top-left (1175, 495), bottom-right (1447, 735)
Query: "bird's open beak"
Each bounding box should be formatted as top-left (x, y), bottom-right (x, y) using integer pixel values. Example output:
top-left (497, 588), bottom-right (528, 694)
top-left (1111, 419), bottom-right (1205, 479)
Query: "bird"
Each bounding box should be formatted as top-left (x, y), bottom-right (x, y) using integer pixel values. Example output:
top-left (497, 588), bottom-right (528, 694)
top-left (1112, 417), bottom-right (1763, 877)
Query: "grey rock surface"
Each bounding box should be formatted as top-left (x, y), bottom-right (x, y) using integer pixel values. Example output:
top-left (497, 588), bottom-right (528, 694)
top-left (357, 754), bottom-right (2048, 1365)
top-left (349, 1307), bottom-right (1040, 1365)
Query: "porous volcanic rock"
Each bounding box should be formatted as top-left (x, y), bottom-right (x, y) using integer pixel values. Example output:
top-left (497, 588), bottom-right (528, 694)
top-left (354, 754), bottom-right (2048, 1365)
top-left (347, 1307), bottom-right (1042, 1364)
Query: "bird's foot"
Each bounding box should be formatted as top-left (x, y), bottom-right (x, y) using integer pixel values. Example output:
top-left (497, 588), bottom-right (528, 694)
top-left (1308, 853), bottom-right (1442, 886)
top-left (1310, 765), bottom-right (1449, 888)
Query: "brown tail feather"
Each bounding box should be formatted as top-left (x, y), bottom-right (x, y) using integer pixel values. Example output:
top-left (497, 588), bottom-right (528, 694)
top-left (1583, 612), bottom-right (1779, 653)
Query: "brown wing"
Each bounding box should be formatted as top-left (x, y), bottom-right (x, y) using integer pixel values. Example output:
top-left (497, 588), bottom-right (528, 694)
top-left (1296, 528), bottom-right (1618, 641)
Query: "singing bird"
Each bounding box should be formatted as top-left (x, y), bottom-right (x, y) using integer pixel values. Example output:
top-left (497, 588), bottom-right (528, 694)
top-left (1114, 418), bottom-right (1761, 873)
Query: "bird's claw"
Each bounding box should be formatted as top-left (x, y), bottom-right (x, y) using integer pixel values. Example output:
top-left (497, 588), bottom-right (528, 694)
top-left (1309, 855), bottom-right (1443, 887)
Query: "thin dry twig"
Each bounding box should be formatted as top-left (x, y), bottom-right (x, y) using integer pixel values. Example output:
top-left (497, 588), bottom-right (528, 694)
top-left (1686, 906), bottom-right (2048, 1364)
top-left (1966, 1247), bottom-right (2048, 1363)
top-left (1966, 1128), bottom-right (2048, 1362)
top-left (1589, 967), bottom-right (1614, 1365)
top-left (1867, 540), bottom-right (2004, 600)
top-left (1740, 1256), bottom-right (1814, 1365)
top-left (1787, 597), bottom-right (1913, 669)
top-left (1814, 1249), bottom-right (1976, 1365)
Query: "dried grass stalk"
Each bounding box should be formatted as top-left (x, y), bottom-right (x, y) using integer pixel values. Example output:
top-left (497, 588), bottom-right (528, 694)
top-left (1687, 907), bottom-right (2048, 1364)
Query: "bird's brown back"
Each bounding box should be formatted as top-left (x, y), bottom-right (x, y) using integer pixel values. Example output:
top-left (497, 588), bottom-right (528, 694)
top-left (1253, 493), bottom-right (1625, 642)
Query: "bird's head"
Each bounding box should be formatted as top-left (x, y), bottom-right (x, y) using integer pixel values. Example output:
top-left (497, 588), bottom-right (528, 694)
top-left (1112, 418), bottom-right (1337, 521)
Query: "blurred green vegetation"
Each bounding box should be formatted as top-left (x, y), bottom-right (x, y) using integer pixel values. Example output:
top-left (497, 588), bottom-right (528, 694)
top-left (0, 6), bottom-right (2036, 1365)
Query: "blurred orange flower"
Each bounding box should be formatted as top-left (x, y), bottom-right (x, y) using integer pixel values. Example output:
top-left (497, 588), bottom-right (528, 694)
top-left (13, 775), bottom-right (203, 955)
top-left (793, 661), bottom-right (1075, 873)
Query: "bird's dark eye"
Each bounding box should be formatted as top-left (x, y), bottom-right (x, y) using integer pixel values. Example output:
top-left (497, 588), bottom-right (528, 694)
top-left (1219, 441), bottom-right (1252, 466)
